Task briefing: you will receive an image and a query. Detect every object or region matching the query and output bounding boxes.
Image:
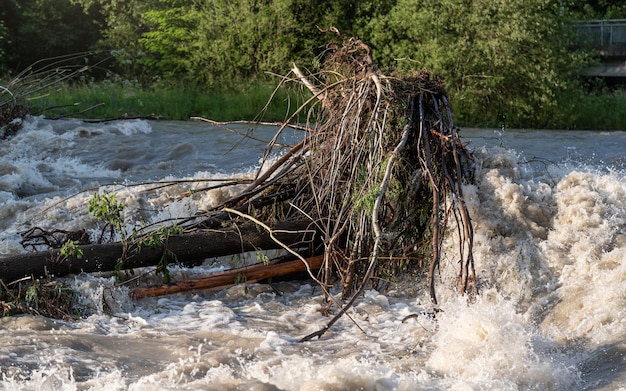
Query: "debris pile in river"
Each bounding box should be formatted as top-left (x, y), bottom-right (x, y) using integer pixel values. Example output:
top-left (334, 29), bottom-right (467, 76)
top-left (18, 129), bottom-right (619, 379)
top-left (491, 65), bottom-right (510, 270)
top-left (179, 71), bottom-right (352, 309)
top-left (0, 276), bottom-right (79, 320)
top-left (0, 53), bottom-right (105, 138)
top-left (238, 36), bottom-right (476, 339)
top-left (1, 37), bottom-right (476, 333)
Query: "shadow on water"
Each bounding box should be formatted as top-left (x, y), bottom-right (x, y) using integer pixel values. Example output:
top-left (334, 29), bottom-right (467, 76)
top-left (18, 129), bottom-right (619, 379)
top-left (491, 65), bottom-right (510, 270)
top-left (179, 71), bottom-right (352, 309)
top-left (580, 342), bottom-right (626, 390)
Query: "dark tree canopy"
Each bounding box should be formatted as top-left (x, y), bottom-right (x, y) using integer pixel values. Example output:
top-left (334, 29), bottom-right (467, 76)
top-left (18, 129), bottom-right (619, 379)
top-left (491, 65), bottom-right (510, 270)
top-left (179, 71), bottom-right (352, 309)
top-left (0, 0), bottom-right (101, 72)
top-left (0, 0), bottom-right (605, 127)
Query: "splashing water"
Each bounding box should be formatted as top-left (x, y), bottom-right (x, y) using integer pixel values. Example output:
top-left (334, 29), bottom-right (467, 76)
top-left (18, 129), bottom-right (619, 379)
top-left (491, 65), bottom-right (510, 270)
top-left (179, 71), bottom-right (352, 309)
top-left (1, 120), bottom-right (625, 390)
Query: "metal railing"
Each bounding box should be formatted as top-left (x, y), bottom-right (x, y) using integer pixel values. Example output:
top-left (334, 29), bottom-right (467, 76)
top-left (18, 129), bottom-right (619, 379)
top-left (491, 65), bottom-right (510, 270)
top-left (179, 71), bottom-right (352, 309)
top-left (576, 19), bottom-right (626, 47)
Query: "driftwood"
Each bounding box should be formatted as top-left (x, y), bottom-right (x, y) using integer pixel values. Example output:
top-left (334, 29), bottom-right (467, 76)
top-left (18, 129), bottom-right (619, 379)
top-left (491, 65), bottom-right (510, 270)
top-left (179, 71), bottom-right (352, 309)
top-left (1, 52), bottom-right (110, 136)
top-left (278, 36), bottom-right (475, 340)
top-left (130, 255), bottom-right (324, 299)
top-left (0, 221), bottom-right (315, 283)
top-left (2, 36), bottom-right (476, 336)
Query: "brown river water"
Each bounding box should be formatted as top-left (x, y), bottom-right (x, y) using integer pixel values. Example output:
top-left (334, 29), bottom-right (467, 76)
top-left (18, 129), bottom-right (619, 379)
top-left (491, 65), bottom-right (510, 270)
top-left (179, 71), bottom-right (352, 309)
top-left (0, 116), bottom-right (625, 390)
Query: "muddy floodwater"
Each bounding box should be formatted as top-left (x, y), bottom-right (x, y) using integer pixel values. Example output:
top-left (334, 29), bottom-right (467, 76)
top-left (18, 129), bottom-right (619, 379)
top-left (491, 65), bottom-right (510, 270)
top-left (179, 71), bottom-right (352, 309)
top-left (0, 117), bottom-right (625, 390)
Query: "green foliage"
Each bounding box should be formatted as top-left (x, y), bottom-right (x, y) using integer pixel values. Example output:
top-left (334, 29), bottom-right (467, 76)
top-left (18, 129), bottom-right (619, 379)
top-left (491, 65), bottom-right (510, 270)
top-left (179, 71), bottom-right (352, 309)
top-left (28, 78), bottom-right (300, 121)
top-left (25, 284), bottom-right (39, 307)
top-left (86, 191), bottom-right (187, 282)
top-left (0, 20), bottom-right (10, 75)
top-left (565, 0), bottom-right (626, 19)
top-left (0, 278), bottom-right (79, 319)
top-left (140, 225), bottom-right (184, 249)
top-left (135, 224), bottom-right (184, 284)
top-left (559, 88), bottom-right (626, 129)
top-left (355, 189), bottom-right (379, 215)
top-left (71, 0), bottom-right (157, 79)
top-left (0, 0), bottom-right (100, 71)
top-left (88, 190), bottom-right (128, 277)
top-left (186, 0), bottom-right (300, 85)
top-left (60, 240), bottom-right (84, 260)
top-left (364, 0), bottom-right (592, 128)
top-left (88, 190), bottom-right (125, 237)
top-left (139, 1), bottom-right (200, 79)
top-left (229, 253), bottom-right (243, 269)
top-left (155, 249), bottom-right (178, 284)
top-left (255, 250), bottom-right (270, 266)
top-left (4, 0), bottom-right (624, 128)
top-left (70, 0), bottom-right (370, 85)
top-left (234, 273), bottom-right (247, 285)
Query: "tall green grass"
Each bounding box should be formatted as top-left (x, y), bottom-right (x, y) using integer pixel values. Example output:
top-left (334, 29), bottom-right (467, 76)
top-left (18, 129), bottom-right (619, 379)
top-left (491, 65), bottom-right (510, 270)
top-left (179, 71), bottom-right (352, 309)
top-left (563, 90), bottom-right (626, 130)
top-left (23, 77), bottom-right (626, 130)
top-left (27, 79), bottom-right (308, 122)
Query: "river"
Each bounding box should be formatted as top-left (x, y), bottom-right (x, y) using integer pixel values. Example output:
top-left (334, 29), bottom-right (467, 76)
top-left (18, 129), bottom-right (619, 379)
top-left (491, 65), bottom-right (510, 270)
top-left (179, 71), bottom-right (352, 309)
top-left (0, 116), bottom-right (625, 390)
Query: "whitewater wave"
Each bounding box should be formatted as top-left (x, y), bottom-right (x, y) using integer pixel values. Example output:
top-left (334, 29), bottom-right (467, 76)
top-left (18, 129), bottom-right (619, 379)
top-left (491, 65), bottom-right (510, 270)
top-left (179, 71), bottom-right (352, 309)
top-left (1, 122), bottom-right (626, 389)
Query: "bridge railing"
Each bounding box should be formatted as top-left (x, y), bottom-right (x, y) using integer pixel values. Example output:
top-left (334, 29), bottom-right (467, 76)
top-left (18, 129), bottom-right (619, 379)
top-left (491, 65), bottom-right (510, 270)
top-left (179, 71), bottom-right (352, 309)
top-left (576, 19), bottom-right (626, 46)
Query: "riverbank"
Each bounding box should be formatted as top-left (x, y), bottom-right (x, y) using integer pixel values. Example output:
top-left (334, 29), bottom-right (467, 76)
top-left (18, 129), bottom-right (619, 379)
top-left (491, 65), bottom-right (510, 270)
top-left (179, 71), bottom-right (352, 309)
top-left (566, 88), bottom-right (626, 130)
top-left (26, 79), bottom-right (305, 122)
top-left (23, 79), bottom-right (626, 130)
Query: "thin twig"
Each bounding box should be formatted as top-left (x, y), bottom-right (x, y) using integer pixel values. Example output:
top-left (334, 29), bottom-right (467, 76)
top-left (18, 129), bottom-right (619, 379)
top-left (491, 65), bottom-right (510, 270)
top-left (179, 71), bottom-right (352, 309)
top-left (299, 99), bottom-right (413, 342)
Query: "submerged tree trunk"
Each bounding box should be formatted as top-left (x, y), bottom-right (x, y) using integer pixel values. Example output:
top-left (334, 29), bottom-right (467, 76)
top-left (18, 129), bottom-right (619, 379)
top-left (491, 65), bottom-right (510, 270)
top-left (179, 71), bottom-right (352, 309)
top-left (130, 255), bottom-right (324, 299)
top-left (0, 221), bottom-right (316, 283)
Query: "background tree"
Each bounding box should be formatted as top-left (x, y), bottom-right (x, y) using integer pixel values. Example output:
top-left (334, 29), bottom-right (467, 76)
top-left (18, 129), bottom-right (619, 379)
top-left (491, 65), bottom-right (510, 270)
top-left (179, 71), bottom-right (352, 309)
top-left (0, 0), bottom-right (20, 74)
top-left (138, 0), bottom-right (199, 80)
top-left (0, 20), bottom-right (10, 75)
top-left (565, 0), bottom-right (626, 19)
top-left (71, 0), bottom-right (159, 81)
top-left (1, 0), bottom-right (100, 71)
top-left (2, 0), bottom-right (604, 128)
top-left (174, 0), bottom-right (299, 85)
top-left (364, 0), bottom-right (590, 127)
top-left (139, 0), bottom-right (366, 85)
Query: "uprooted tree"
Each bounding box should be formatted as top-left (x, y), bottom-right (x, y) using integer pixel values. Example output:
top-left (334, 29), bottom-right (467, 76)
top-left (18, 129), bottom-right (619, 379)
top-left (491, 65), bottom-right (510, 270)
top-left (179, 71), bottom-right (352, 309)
top-left (0, 37), bottom-right (476, 337)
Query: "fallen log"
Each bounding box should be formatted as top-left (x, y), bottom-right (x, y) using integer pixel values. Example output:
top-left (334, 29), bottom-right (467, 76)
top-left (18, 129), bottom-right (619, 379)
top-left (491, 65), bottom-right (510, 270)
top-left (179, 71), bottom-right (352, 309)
top-left (1, 37), bottom-right (476, 332)
top-left (130, 255), bottom-right (324, 299)
top-left (0, 220), bottom-right (316, 283)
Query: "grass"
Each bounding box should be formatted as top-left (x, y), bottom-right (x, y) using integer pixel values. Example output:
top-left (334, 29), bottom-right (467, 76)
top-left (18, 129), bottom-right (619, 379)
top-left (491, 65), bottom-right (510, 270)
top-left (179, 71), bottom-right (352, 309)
top-left (26, 78), bottom-right (308, 122)
top-left (564, 89), bottom-right (626, 130)
top-left (17, 76), bottom-right (626, 130)
top-left (453, 87), bottom-right (626, 131)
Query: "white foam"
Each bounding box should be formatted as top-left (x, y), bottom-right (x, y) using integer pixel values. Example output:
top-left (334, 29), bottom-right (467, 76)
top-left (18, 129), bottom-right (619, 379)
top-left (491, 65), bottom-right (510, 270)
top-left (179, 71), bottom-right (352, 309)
top-left (538, 170), bottom-right (626, 345)
top-left (106, 119), bottom-right (153, 136)
top-left (0, 367), bottom-right (79, 391)
top-left (3, 124), bottom-right (626, 389)
top-left (428, 294), bottom-right (578, 389)
top-left (0, 118), bottom-right (122, 200)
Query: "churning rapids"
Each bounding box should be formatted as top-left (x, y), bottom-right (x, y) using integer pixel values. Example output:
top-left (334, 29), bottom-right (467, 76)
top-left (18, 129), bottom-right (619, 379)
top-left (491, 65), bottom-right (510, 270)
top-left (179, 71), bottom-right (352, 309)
top-left (0, 116), bottom-right (625, 390)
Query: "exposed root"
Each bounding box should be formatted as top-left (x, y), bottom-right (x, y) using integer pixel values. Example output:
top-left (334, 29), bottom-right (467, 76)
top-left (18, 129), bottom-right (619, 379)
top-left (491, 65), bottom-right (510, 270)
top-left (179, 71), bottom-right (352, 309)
top-left (7, 37), bottom-right (476, 328)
